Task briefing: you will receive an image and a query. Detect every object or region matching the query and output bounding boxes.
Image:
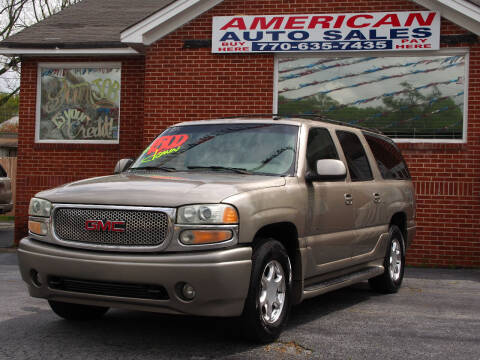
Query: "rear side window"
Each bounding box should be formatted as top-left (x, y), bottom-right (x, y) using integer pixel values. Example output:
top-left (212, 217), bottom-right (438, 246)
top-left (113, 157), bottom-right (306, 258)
top-left (363, 132), bottom-right (411, 180)
top-left (306, 128), bottom-right (339, 170)
top-left (336, 130), bottom-right (373, 181)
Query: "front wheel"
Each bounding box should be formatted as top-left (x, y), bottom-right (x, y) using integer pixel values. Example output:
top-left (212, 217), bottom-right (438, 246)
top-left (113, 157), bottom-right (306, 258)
top-left (241, 238), bottom-right (292, 343)
top-left (369, 225), bottom-right (405, 293)
top-left (49, 300), bottom-right (109, 320)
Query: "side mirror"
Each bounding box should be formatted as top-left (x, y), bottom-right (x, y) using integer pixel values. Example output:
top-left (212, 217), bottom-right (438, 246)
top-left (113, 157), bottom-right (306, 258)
top-left (306, 159), bottom-right (347, 182)
top-left (114, 158), bottom-right (134, 174)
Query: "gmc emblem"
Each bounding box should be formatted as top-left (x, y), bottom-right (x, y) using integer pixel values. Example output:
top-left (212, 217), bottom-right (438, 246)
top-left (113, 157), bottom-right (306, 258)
top-left (85, 219), bottom-right (126, 232)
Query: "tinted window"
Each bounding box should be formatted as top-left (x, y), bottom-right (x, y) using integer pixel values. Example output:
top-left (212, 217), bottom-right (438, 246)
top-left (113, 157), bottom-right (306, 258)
top-left (130, 123), bottom-right (299, 176)
top-left (306, 128), bottom-right (338, 170)
top-left (336, 130), bottom-right (373, 181)
top-left (0, 165), bottom-right (6, 178)
top-left (363, 132), bottom-right (411, 180)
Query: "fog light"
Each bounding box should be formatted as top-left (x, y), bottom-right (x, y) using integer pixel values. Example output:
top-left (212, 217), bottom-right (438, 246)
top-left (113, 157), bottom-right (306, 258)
top-left (181, 283), bottom-right (196, 300)
top-left (28, 220), bottom-right (48, 235)
top-left (30, 269), bottom-right (42, 287)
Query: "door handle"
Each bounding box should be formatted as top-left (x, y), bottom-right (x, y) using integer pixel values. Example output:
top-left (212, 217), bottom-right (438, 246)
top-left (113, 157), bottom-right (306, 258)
top-left (373, 193), bottom-right (381, 203)
top-left (344, 193), bottom-right (353, 205)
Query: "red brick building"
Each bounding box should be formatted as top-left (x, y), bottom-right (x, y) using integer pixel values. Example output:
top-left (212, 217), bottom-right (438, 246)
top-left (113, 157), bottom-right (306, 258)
top-left (1, 0), bottom-right (479, 267)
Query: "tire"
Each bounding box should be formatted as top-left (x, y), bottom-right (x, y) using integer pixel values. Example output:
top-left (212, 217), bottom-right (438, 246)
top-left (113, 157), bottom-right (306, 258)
top-left (369, 224), bottom-right (405, 293)
top-left (48, 300), bottom-right (109, 321)
top-left (241, 238), bottom-right (292, 343)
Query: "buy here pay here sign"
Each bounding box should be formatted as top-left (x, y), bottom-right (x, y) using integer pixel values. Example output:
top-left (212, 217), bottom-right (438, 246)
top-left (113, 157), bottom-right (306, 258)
top-left (212, 12), bottom-right (440, 53)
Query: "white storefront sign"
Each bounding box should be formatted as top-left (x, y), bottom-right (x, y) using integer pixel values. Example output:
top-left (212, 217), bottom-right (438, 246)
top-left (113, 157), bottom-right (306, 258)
top-left (212, 12), bottom-right (440, 53)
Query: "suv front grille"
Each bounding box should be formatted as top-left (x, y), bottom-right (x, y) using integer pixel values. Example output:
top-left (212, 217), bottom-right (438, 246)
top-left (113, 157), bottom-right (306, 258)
top-left (53, 207), bottom-right (169, 247)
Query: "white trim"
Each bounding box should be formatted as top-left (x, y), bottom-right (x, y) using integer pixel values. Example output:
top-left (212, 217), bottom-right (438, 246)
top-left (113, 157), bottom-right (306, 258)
top-left (413, 0), bottom-right (480, 36)
top-left (273, 56), bottom-right (279, 114)
top-left (273, 48), bottom-right (469, 143)
top-left (35, 62), bottom-right (122, 144)
top-left (463, 50), bottom-right (469, 142)
top-left (37, 62), bottom-right (122, 68)
top-left (0, 47), bottom-right (139, 56)
top-left (121, 0), bottom-right (223, 45)
top-left (393, 139), bottom-right (465, 143)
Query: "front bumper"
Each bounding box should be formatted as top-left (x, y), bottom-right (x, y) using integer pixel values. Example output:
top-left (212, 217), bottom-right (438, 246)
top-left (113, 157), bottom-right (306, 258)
top-left (18, 238), bottom-right (252, 317)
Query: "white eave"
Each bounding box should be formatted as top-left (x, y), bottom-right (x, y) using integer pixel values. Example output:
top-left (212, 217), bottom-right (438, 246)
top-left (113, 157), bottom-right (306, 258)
top-left (413, 0), bottom-right (480, 35)
top-left (0, 47), bottom-right (140, 56)
top-left (121, 0), bottom-right (480, 46)
top-left (120, 0), bottom-right (224, 45)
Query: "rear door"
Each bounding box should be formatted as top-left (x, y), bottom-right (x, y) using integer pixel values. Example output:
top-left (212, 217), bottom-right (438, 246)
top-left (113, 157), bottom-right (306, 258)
top-left (335, 130), bottom-right (382, 258)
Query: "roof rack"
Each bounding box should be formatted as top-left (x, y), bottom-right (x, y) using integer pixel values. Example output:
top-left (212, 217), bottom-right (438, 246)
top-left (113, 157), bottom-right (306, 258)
top-left (219, 114), bottom-right (282, 120)
top-left (218, 113), bottom-right (384, 135)
top-left (282, 114), bottom-right (384, 135)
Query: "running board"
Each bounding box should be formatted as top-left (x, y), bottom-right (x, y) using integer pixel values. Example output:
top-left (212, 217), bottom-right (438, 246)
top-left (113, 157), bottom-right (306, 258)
top-left (302, 266), bottom-right (384, 300)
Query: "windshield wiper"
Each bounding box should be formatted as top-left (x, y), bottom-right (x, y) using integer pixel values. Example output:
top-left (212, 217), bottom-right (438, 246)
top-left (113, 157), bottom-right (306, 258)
top-left (187, 165), bottom-right (252, 174)
top-left (129, 166), bottom-right (178, 172)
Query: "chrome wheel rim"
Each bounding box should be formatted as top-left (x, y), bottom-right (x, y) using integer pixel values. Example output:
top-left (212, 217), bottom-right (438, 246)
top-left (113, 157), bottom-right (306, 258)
top-left (259, 260), bottom-right (286, 324)
top-left (389, 238), bottom-right (402, 282)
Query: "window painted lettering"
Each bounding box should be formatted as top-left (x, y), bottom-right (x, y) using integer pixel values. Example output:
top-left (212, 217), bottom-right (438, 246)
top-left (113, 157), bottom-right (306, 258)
top-left (147, 134), bottom-right (189, 155)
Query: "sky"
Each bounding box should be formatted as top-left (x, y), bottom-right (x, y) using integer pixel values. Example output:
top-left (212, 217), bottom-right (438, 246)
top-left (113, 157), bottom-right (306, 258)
top-left (0, 0), bottom-right (75, 93)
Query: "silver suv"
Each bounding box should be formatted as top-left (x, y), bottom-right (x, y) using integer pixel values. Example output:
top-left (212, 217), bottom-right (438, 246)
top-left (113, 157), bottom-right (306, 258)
top-left (18, 117), bottom-right (416, 342)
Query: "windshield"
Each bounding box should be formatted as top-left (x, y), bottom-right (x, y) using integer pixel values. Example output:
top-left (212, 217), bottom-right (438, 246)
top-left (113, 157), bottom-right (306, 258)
top-left (130, 123), bottom-right (299, 176)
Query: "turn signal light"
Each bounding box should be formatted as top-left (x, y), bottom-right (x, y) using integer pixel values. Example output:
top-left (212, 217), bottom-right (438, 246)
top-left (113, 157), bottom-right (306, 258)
top-left (222, 207), bottom-right (239, 223)
top-left (180, 230), bottom-right (233, 245)
top-left (28, 220), bottom-right (48, 235)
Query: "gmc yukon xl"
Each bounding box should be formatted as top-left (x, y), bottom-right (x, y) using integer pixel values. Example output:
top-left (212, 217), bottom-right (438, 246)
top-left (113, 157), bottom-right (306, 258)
top-left (18, 117), bottom-right (416, 342)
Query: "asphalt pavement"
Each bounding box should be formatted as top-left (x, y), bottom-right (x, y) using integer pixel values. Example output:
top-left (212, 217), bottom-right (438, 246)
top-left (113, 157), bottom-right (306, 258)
top-left (0, 221), bottom-right (14, 248)
top-left (0, 251), bottom-right (479, 359)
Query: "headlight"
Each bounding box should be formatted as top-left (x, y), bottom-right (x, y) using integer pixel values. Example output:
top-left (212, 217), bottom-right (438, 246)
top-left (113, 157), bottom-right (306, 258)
top-left (28, 198), bottom-right (52, 217)
top-left (177, 204), bottom-right (238, 224)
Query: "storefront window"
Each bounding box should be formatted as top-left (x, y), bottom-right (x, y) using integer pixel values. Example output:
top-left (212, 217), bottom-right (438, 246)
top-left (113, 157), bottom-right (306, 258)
top-left (36, 63), bottom-right (121, 143)
top-left (276, 53), bottom-right (467, 141)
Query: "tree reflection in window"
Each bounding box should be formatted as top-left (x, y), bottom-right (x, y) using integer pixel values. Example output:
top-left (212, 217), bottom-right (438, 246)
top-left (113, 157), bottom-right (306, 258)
top-left (278, 55), bottom-right (466, 140)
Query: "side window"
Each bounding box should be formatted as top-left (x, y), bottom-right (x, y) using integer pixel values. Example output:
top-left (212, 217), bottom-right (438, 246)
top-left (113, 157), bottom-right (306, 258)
top-left (363, 132), bottom-right (411, 180)
top-left (306, 128), bottom-right (339, 171)
top-left (0, 165), bottom-right (6, 178)
top-left (336, 130), bottom-right (373, 181)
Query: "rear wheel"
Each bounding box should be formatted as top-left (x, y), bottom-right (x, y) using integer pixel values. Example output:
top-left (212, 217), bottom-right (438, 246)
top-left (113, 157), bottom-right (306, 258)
top-left (369, 225), bottom-right (405, 293)
top-left (48, 300), bottom-right (109, 320)
top-left (241, 238), bottom-right (292, 343)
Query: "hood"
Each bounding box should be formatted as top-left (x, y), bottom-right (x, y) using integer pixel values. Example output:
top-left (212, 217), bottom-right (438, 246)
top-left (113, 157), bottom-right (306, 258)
top-left (36, 171), bottom-right (286, 207)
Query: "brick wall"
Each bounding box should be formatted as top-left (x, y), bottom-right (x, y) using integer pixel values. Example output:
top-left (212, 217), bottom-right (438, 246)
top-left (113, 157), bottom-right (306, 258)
top-left (15, 57), bottom-right (145, 240)
top-left (16, 0), bottom-right (480, 267)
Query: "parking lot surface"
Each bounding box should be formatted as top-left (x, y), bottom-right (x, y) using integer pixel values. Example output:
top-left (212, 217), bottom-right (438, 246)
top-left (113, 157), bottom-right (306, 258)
top-left (0, 251), bottom-right (479, 360)
top-left (0, 221), bottom-right (14, 248)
